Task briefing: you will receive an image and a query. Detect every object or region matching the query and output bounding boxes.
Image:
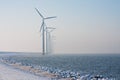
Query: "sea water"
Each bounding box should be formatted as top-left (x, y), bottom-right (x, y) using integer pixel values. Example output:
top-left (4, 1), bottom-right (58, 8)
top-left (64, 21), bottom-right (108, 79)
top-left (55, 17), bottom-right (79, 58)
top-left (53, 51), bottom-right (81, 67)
top-left (0, 52), bottom-right (120, 80)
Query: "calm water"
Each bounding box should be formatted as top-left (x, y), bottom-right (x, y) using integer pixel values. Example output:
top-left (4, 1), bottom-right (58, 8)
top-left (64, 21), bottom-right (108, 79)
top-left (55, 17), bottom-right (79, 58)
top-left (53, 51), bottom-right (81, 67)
top-left (0, 53), bottom-right (120, 79)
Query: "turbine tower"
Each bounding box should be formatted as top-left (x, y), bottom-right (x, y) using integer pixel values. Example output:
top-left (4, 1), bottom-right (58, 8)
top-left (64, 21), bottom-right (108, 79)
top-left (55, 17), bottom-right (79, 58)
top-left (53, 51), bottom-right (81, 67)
top-left (35, 8), bottom-right (56, 55)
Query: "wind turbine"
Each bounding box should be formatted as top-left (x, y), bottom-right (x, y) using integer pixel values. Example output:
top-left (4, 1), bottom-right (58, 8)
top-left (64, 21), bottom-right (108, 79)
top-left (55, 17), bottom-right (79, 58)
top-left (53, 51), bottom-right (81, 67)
top-left (46, 27), bottom-right (56, 54)
top-left (35, 8), bottom-right (56, 55)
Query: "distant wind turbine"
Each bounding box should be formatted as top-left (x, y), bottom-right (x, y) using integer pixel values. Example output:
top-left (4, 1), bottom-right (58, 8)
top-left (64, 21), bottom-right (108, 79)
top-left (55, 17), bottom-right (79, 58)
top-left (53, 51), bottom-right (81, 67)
top-left (35, 8), bottom-right (56, 55)
top-left (46, 27), bottom-right (56, 54)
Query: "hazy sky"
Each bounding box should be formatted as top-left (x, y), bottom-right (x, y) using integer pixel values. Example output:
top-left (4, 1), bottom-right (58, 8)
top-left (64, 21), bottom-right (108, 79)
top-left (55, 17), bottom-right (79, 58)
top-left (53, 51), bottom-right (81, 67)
top-left (0, 0), bottom-right (120, 54)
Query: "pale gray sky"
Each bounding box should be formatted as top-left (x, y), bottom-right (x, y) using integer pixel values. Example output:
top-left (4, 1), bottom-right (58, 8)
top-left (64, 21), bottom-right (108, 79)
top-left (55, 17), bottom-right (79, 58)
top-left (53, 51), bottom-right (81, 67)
top-left (0, 0), bottom-right (120, 54)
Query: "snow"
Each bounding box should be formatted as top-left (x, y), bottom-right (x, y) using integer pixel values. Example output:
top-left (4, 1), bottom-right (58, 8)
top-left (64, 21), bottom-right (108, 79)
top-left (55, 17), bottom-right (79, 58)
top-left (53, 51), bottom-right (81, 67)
top-left (0, 63), bottom-right (50, 80)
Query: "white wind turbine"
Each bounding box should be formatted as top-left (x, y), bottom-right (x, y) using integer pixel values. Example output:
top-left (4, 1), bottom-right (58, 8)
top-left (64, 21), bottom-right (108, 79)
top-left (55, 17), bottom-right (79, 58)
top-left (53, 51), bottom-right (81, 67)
top-left (35, 8), bottom-right (56, 55)
top-left (46, 27), bottom-right (56, 54)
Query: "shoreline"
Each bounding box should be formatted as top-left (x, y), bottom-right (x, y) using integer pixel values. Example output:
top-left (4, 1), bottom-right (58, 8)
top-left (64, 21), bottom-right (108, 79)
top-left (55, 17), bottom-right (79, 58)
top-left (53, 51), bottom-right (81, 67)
top-left (0, 59), bottom-right (72, 80)
top-left (0, 62), bottom-right (50, 80)
top-left (0, 56), bottom-right (116, 80)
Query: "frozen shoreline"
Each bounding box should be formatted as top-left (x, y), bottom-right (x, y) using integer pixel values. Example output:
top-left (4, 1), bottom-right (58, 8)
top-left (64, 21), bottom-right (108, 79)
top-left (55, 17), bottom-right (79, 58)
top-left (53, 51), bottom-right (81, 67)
top-left (0, 63), bottom-right (50, 80)
top-left (0, 55), bottom-right (116, 80)
top-left (0, 59), bottom-right (114, 80)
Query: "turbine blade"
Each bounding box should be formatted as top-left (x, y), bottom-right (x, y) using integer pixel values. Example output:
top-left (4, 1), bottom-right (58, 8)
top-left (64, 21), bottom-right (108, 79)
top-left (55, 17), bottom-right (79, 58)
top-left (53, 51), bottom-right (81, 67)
top-left (46, 27), bottom-right (56, 33)
top-left (44, 23), bottom-right (48, 31)
top-left (35, 8), bottom-right (44, 18)
top-left (47, 27), bottom-right (56, 29)
top-left (40, 22), bottom-right (44, 32)
top-left (44, 16), bottom-right (57, 19)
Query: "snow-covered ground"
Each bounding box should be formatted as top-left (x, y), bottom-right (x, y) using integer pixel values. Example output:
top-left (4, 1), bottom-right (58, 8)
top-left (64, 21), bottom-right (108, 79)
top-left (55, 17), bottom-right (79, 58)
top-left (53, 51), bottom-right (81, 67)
top-left (0, 63), bottom-right (50, 80)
